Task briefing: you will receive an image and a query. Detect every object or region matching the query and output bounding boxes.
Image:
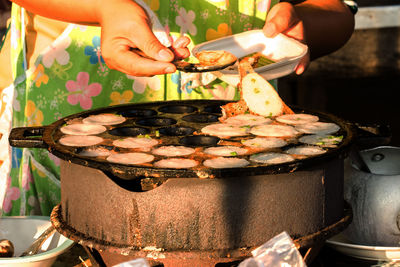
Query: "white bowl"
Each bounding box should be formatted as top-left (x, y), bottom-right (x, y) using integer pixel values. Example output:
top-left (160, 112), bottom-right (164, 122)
top-left (0, 216), bottom-right (74, 267)
top-left (192, 30), bottom-right (308, 84)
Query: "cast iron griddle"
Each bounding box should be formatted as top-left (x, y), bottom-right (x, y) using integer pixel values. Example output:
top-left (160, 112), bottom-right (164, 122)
top-left (9, 100), bottom-right (356, 180)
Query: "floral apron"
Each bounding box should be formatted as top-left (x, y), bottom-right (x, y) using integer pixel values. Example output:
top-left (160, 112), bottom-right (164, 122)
top-left (0, 0), bottom-right (277, 216)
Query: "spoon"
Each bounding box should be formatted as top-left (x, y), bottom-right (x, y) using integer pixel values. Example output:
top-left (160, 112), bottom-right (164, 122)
top-left (173, 57), bottom-right (237, 72)
top-left (20, 225), bottom-right (56, 257)
top-left (131, 48), bottom-right (237, 73)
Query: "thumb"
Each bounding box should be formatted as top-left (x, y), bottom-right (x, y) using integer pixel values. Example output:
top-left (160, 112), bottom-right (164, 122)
top-left (295, 52), bottom-right (310, 75)
top-left (263, 2), bottom-right (298, 37)
top-left (134, 23), bottom-right (174, 62)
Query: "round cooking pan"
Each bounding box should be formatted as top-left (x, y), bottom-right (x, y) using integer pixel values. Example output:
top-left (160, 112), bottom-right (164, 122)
top-left (9, 99), bottom-right (358, 180)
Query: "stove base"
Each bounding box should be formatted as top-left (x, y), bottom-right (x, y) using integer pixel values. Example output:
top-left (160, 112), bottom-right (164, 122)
top-left (51, 203), bottom-right (351, 267)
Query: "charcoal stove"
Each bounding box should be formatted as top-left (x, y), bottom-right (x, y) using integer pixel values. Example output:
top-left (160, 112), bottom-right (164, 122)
top-left (9, 100), bottom-right (358, 266)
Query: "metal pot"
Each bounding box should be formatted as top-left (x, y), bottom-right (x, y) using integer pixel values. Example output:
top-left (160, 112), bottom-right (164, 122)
top-left (344, 146), bottom-right (400, 247)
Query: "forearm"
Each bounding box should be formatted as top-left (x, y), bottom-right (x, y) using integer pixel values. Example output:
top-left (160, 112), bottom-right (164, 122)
top-left (9, 0), bottom-right (147, 27)
top-left (293, 0), bottom-right (355, 60)
top-left (10, 0), bottom-right (101, 25)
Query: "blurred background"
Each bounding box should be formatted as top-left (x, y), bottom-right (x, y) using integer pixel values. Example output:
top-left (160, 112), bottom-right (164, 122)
top-left (279, 0), bottom-right (400, 146)
top-left (0, 0), bottom-right (10, 38)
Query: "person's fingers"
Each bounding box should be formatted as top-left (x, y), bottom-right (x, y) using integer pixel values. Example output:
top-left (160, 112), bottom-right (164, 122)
top-left (133, 26), bottom-right (175, 62)
top-left (295, 52), bottom-right (310, 75)
top-left (172, 36), bottom-right (191, 49)
top-left (263, 2), bottom-right (299, 37)
top-left (119, 5), bottom-right (174, 62)
top-left (171, 47), bottom-right (190, 60)
top-left (170, 36), bottom-right (191, 59)
top-left (105, 42), bottom-right (176, 76)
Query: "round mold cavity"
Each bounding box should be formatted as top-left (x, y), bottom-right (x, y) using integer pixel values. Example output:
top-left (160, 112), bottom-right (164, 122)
top-left (159, 126), bottom-right (195, 136)
top-left (203, 104), bottom-right (223, 114)
top-left (180, 135), bottom-right (220, 147)
top-left (136, 117), bottom-right (177, 127)
top-left (182, 113), bottom-right (219, 123)
top-left (158, 105), bottom-right (198, 114)
top-left (108, 127), bottom-right (150, 136)
top-left (117, 108), bottom-right (157, 117)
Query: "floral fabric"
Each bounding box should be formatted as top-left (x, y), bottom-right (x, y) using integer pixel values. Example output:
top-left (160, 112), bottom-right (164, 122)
top-left (1, 0), bottom-right (278, 216)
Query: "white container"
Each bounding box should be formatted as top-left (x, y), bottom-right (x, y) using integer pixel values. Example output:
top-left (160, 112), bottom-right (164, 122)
top-left (0, 216), bottom-right (74, 267)
top-left (192, 30), bottom-right (308, 84)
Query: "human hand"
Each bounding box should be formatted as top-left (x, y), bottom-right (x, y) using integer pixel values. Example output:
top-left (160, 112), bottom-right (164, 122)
top-left (263, 2), bottom-right (309, 75)
top-left (97, 0), bottom-right (190, 76)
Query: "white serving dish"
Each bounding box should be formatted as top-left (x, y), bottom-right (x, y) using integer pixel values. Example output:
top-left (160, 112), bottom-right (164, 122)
top-left (326, 233), bottom-right (400, 261)
top-left (0, 216), bottom-right (74, 267)
top-left (192, 30), bottom-right (308, 84)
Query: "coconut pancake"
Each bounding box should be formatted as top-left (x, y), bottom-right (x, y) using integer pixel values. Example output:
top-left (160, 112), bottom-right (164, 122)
top-left (154, 158), bottom-right (199, 169)
top-left (78, 147), bottom-right (112, 157)
top-left (151, 146), bottom-right (195, 157)
top-left (82, 113), bottom-right (126, 125)
top-left (59, 135), bottom-right (104, 147)
top-left (295, 122), bottom-right (340, 135)
top-left (299, 134), bottom-right (343, 148)
top-left (60, 123), bottom-right (107, 135)
top-left (220, 57), bottom-right (294, 120)
top-left (250, 124), bottom-right (299, 137)
top-left (203, 157), bottom-right (249, 169)
top-left (195, 50), bottom-right (237, 66)
top-left (250, 152), bottom-right (295, 164)
top-left (241, 72), bottom-right (285, 117)
top-left (106, 152), bottom-right (154, 165)
top-left (223, 114), bottom-right (272, 126)
top-left (203, 146), bottom-right (248, 157)
top-left (276, 113), bottom-right (319, 125)
top-left (286, 145), bottom-right (326, 156)
top-left (113, 137), bottom-right (158, 149)
top-left (241, 137), bottom-right (287, 149)
top-left (201, 123), bottom-right (250, 138)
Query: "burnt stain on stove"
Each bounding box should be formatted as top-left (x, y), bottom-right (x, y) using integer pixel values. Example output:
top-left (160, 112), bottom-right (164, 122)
top-left (63, 199), bottom-right (70, 226)
top-left (142, 212), bottom-right (157, 246)
top-left (206, 216), bottom-right (218, 249)
top-left (136, 205), bottom-right (201, 250)
top-left (161, 210), bottom-right (202, 250)
top-left (127, 198), bottom-right (143, 247)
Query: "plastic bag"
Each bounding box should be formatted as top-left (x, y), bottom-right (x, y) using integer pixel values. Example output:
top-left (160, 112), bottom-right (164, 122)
top-left (112, 258), bottom-right (150, 267)
top-left (239, 231), bottom-right (306, 267)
